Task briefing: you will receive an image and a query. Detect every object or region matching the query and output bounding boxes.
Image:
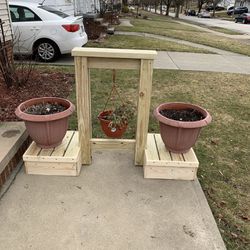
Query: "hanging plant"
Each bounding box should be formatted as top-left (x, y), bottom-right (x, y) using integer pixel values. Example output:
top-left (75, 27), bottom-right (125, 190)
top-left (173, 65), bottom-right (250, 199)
top-left (98, 70), bottom-right (135, 138)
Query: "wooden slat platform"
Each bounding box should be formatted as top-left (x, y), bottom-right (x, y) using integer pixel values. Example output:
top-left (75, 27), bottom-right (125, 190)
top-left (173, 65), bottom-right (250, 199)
top-left (144, 133), bottom-right (199, 180)
top-left (23, 131), bottom-right (81, 176)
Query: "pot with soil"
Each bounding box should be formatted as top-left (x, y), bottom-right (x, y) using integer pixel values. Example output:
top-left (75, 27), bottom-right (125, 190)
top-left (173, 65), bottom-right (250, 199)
top-left (15, 97), bottom-right (75, 148)
top-left (154, 102), bottom-right (212, 153)
top-left (98, 102), bottom-right (134, 139)
top-left (98, 69), bottom-right (135, 139)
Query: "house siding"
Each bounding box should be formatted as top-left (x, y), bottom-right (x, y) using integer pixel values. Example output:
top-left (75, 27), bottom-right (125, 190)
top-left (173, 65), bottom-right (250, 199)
top-left (74, 0), bottom-right (100, 15)
top-left (235, 0), bottom-right (250, 9)
top-left (0, 0), bottom-right (12, 41)
top-left (0, 0), bottom-right (13, 62)
top-left (21, 0), bottom-right (100, 15)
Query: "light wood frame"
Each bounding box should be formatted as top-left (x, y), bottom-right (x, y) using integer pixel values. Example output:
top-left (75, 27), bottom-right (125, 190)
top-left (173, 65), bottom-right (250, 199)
top-left (72, 48), bottom-right (157, 166)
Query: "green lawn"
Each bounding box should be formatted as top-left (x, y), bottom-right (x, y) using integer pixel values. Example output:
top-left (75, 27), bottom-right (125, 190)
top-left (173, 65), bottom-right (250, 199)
top-left (116, 11), bottom-right (250, 56)
top-left (65, 67), bottom-right (250, 250)
top-left (86, 34), bottom-right (211, 53)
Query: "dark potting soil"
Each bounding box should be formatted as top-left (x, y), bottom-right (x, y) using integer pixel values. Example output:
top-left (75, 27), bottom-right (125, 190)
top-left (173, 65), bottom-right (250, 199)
top-left (160, 108), bottom-right (205, 122)
top-left (24, 102), bottom-right (66, 115)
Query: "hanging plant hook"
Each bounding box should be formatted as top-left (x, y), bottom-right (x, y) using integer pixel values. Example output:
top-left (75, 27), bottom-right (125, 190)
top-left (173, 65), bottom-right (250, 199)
top-left (102, 69), bottom-right (124, 112)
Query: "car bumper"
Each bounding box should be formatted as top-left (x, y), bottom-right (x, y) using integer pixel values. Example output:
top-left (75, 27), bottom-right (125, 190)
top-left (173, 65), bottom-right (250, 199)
top-left (58, 33), bottom-right (88, 54)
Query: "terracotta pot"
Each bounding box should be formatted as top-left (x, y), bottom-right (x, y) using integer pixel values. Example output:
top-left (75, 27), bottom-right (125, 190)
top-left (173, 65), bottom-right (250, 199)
top-left (154, 102), bottom-right (212, 153)
top-left (98, 110), bottom-right (127, 138)
top-left (15, 97), bottom-right (75, 149)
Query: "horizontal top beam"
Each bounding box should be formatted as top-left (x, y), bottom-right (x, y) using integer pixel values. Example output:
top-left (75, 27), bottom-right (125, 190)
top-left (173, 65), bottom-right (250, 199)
top-left (72, 47), bottom-right (157, 60)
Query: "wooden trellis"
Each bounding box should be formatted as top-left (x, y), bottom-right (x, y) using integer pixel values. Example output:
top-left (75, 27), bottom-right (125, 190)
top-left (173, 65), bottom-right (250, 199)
top-left (72, 48), bottom-right (157, 166)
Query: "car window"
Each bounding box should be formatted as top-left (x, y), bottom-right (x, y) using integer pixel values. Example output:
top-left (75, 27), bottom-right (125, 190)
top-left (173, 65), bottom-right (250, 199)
top-left (10, 5), bottom-right (41, 22)
top-left (38, 5), bottom-right (69, 18)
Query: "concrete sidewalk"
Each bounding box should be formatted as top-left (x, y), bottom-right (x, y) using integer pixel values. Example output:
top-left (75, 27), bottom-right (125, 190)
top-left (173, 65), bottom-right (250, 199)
top-left (50, 50), bottom-right (250, 75)
top-left (154, 51), bottom-right (250, 74)
top-left (0, 149), bottom-right (226, 250)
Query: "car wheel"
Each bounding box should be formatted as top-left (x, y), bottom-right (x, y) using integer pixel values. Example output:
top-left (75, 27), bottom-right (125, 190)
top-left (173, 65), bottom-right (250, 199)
top-left (34, 40), bottom-right (60, 62)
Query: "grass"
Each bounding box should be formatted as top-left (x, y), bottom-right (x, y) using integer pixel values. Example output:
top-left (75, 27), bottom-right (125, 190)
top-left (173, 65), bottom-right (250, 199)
top-left (214, 11), bottom-right (235, 21)
top-left (116, 11), bottom-right (250, 56)
top-left (86, 34), bottom-right (212, 53)
top-left (63, 66), bottom-right (250, 250)
top-left (208, 26), bottom-right (242, 35)
top-left (179, 20), bottom-right (242, 35)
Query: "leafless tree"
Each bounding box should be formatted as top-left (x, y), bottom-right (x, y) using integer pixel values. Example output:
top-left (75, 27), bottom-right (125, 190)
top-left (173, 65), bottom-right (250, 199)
top-left (197, 0), bottom-right (207, 13)
top-left (163, 0), bottom-right (172, 16)
top-left (207, 0), bottom-right (221, 17)
top-left (174, 0), bottom-right (184, 18)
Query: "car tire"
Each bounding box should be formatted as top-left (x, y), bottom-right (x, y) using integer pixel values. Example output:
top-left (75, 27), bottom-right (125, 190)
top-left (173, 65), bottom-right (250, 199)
top-left (34, 40), bottom-right (60, 62)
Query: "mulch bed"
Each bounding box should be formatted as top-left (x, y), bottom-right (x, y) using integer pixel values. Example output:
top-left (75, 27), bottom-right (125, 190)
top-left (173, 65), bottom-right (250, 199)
top-left (0, 69), bottom-right (74, 121)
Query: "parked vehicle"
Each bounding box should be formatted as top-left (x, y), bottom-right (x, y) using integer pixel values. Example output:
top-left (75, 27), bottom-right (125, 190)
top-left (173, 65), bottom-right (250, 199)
top-left (227, 6), bottom-right (248, 15)
top-left (186, 9), bottom-right (196, 16)
top-left (227, 5), bottom-right (234, 11)
top-left (9, 1), bottom-right (88, 62)
top-left (197, 11), bottom-right (211, 18)
top-left (235, 13), bottom-right (250, 24)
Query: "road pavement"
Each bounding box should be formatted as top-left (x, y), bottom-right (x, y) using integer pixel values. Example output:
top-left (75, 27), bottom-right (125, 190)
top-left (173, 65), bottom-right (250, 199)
top-left (172, 13), bottom-right (250, 35)
top-left (149, 9), bottom-right (250, 35)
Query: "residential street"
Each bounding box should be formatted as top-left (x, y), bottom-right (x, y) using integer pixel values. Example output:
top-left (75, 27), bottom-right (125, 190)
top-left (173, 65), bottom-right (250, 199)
top-left (171, 13), bottom-right (250, 35)
top-left (148, 9), bottom-right (250, 35)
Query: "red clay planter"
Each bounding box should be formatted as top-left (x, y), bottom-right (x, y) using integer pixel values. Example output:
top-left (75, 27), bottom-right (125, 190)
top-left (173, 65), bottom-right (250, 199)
top-left (154, 102), bottom-right (212, 153)
top-left (15, 97), bottom-right (75, 149)
top-left (98, 110), bottom-right (127, 138)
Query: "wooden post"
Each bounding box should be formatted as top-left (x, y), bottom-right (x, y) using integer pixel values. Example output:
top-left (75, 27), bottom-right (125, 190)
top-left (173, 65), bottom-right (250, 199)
top-left (135, 59), bottom-right (154, 165)
top-left (74, 57), bottom-right (92, 164)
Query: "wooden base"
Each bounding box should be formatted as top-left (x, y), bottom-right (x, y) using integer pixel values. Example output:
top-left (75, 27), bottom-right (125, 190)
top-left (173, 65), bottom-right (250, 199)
top-left (144, 134), bottom-right (199, 180)
top-left (23, 131), bottom-right (81, 176)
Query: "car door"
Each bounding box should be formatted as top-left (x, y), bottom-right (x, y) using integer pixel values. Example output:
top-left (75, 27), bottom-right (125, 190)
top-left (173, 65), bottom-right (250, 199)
top-left (10, 5), bottom-right (43, 54)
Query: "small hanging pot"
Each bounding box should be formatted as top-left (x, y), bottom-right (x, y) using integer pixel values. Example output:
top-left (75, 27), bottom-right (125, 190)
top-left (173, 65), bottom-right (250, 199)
top-left (98, 69), bottom-right (130, 139)
top-left (98, 110), bottom-right (127, 139)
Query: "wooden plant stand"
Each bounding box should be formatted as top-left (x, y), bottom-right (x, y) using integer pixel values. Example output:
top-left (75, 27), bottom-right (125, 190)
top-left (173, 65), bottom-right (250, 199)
top-left (144, 134), bottom-right (199, 180)
top-left (22, 48), bottom-right (200, 180)
top-left (23, 131), bottom-right (81, 176)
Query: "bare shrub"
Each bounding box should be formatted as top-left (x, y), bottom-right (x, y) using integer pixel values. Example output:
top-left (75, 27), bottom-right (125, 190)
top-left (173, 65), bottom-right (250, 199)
top-left (0, 18), bottom-right (34, 88)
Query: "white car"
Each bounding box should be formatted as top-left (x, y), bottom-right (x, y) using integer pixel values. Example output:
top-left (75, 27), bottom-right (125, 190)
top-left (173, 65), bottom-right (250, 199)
top-left (9, 1), bottom-right (88, 62)
top-left (197, 11), bottom-right (211, 18)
